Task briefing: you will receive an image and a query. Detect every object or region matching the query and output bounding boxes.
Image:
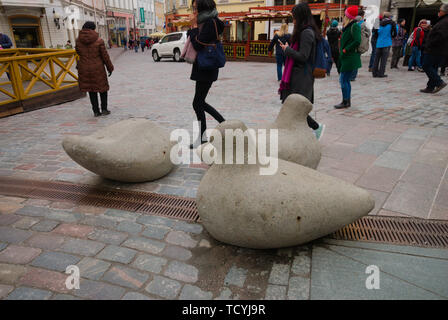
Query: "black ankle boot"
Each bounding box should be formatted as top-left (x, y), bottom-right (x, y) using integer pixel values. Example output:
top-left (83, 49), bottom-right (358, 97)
top-left (101, 109), bottom-right (111, 115)
top-left (334, 100), bottom-right (350, 109)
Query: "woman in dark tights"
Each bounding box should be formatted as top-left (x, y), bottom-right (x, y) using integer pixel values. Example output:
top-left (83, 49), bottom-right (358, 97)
top-left (278, 3), bottom-right (325, 140)
top-left (188, 0), bottom-right (226, 148)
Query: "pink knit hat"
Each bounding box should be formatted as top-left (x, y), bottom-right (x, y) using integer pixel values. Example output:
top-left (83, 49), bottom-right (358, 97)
top-left (345, 5), bottom-right (359, 20)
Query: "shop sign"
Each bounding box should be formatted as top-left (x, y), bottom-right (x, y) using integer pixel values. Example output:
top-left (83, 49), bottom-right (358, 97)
top-left (140, 8), bottom-right (145, 22)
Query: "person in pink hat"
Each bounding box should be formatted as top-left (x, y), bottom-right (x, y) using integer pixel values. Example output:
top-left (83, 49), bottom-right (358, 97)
top-left (334, 5), bottom-right (361, 109)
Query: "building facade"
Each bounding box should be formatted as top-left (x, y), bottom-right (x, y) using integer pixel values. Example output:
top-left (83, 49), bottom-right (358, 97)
top-left (163, 0), bottom-right (368, 40)
top-left (0, 0), bottom-right (67, 48)
top-left (0, 0), bottom-right (108, 49)
top-left (63, 0), bottom-right (108, 46)
top-left (135, 0), bottom-right (156, 36)
top-left (105, 0), bottom-right (134, 46)
top-left (105, 0), bottom-right (159, 46)
top-left (154, 0), bottom-right (165, 31)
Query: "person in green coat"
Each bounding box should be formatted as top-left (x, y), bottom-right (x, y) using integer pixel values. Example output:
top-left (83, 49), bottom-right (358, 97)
top-left (334, 5), bottom-right (361, 109)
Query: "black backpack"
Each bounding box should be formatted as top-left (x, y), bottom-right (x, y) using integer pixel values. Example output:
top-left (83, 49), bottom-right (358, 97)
top-left (391, 22), bottom-right (397, 38)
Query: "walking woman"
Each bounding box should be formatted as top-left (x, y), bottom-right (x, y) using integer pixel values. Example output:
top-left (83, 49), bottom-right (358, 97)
top-left (188, 0), bottom-right (226, 148)
top-left (334, 6), bottom-right (361, 109)
top-left (268, 24), bottom-right (291, 81)
top-left (76, 21), bottom-right (114, 117)
top-left (278, 3), bottom-right (325, 140)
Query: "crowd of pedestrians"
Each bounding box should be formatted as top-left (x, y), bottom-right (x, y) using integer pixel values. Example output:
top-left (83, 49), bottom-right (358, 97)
top-left (73, 1), bottom-right (448, 149)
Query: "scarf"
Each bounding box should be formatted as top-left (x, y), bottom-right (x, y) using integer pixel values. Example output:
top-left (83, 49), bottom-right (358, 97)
top-left (278, 42), bottom-right (299, 95)
top-left (197, 9), bottom-right (218, 24)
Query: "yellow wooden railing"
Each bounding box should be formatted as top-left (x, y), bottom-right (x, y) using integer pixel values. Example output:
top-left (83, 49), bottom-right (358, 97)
top-left (0, 48), bottom-right (78, 107)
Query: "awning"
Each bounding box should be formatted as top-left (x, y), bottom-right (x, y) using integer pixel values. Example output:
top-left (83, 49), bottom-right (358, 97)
top-left (173, 17), bottom-right (191, 26)
top-left (149, 32), bottom-right (166, 37)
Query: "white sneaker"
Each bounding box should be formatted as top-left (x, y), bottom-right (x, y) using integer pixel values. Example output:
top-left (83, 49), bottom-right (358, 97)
top-left (314, 124), bottom-right (326, 141)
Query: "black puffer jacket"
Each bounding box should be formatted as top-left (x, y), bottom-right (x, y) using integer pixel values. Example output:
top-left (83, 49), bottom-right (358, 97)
top-left (326, 27), bottom-right (341, 55)
top-left (188, 17), bottom-right (225, 82)
top-left (425, 14), bottom-right (448, 56)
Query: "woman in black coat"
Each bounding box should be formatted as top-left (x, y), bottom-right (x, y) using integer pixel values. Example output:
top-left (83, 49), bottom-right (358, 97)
top-left (188, 0), bottom-right (226, 148)
top-left (278, 3), bottom-right (325, 140)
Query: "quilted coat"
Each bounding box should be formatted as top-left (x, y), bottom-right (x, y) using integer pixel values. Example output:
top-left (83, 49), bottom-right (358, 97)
top-left (75, 29), bottom-right (114, 92)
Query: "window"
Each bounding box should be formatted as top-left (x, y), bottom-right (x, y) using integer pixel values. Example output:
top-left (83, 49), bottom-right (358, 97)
top-left (169, 33), bottom-right (182, 41)
top-left (160, 35), bottom-right (170, 43)
top-left (11, 17), bottom-right (39, 24)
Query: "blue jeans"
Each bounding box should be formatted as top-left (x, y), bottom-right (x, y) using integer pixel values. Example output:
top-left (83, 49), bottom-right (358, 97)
top-left (276, 54), bottom-right (285, 81)
top-left (408, 46), bottom-right (422, 69)
top-left (351, 69), bottom-right (358, 81)
top-left (423, 54), bottom-right (445, 90)
top-left (340, 70), bottom-right (357, 100)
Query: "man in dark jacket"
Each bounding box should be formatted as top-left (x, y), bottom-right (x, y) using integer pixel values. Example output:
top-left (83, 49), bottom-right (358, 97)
top-left (391, 18), bottom-right (406, 69)
top-left (327, 20), bottom-right (341, 73)
top-left (368, 16), bottom-right (380, 72)
top-left (420, 4), bottom-right (448, 93)
top-left (0, 33), bottom-right (13, 49)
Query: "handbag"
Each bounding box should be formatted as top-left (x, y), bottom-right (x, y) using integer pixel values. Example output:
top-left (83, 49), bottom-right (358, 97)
top-left (195, 19), bottom-right (226, 70)
top-left (181, 35), bottom-right (197, 64)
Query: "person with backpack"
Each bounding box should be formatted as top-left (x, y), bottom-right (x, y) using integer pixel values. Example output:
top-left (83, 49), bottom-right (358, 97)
top-left (188, 0), bottom-right (226, 149)
top-left (351, 8), bottom-right (370, 81)
top-left (322, 38), bottom-right (333, 76)
top-left (268, 24), bottom-right (291, 81)
top-left (391, 18), bottom-right (406, 69)
top-left (408, 20), bottom-right (427, 71)
top-left (326, 20), bottom-right (341, 74)
top-left (372, 12), bottom-right (396, 78)
top-left (420, 4), bottom-right (448, 93)
top-left (334, 5), bottom-right (361, 109)
top-left (278, 3), bottom-right (325, 140)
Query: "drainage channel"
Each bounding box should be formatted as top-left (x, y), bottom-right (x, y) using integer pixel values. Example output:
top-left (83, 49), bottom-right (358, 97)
top-left (0, 177), bottom-right (198, 222)
top-left (1, 177), bottom-right (448, 248)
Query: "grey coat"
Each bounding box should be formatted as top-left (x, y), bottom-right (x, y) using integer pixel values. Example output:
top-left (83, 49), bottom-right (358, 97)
top-left (280, 28), bottom-right (316, 103)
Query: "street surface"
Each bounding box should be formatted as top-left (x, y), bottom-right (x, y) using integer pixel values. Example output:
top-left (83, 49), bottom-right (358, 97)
top-left (0, 49), bottom-right (447, 300)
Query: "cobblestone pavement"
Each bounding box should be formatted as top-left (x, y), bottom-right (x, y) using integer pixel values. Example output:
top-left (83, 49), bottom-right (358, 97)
top-left (1, 51), bottom-right (448, 300)
top-left (0, 52), bottom-right (447, 220)
top-left (1, 195), bottom-right (447, 300)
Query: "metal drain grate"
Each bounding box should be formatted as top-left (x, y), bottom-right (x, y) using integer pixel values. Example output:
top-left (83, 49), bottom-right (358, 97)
top-left (1, 177), bottom-right (448, 248)
top-left (330, 216), bottom-right (448, 248)
top-left (0, 177), bottom-right (199, 222)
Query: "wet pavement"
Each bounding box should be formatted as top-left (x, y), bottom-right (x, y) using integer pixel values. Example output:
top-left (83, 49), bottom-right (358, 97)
top-left (0, 50), bottom-right (447, 300)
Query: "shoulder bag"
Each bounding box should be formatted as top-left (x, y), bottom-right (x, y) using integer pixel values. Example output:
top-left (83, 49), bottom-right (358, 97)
top-left (195, 19), bottom-right (226, 70)
top-left (181, 35), bottom-right (197, 64)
